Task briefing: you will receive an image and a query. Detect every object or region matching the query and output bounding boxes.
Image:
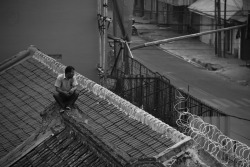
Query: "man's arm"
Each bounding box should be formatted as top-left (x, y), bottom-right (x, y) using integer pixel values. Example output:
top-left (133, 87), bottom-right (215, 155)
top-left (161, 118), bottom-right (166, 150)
top-left (69, 77), bottom-right (78, 94)
top-left (55, 86), bottom-right (70, 95)
top-left (70, 86), bottom-right (77, 91)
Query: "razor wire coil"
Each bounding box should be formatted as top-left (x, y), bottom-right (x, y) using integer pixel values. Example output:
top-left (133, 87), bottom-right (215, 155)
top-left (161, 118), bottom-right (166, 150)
top-left (174, 89), bottom-right (250, 167)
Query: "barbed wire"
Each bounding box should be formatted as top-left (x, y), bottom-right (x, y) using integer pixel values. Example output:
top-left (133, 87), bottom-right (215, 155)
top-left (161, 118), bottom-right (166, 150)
top-left (174, 89), bottom-right (250, 167)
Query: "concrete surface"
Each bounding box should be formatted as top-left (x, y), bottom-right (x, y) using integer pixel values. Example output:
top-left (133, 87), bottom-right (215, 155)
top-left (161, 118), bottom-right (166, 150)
top-left (133, 16), bottom-right (250, 87)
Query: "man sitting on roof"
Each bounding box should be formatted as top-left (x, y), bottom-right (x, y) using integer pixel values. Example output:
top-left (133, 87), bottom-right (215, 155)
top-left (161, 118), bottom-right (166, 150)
top-left (53, 66), bottom-right (79, 113)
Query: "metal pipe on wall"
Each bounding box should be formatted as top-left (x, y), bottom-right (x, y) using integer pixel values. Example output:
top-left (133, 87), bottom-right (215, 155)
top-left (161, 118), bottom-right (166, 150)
top-left (98, 0), bottom-right (102, 68)
top-left (223, 0), bottom-right (227, 58)
top-left (102, 0), bottom-right (108, 72)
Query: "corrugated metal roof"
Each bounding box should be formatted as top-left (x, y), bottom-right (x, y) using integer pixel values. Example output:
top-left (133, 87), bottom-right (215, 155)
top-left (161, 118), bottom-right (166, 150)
top-left (188, 0), bottom-right (244, 21)
top-left (230, 12), bottom-right (248, 22)
top-left (159, 0), bottom-right (196, 6)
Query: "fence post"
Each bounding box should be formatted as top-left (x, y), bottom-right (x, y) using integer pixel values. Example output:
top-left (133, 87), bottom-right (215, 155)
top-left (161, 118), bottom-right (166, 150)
top-left (225, 115), bottom-right (230, 138)
top-left (216, 112), bottom-right (220, 132)
top-left (140, 75), bottom-right (144, 108)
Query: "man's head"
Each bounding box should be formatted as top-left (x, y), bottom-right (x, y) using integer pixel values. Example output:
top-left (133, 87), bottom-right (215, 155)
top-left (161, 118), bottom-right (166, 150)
top-left (65, 66), bottom-right (75, 79)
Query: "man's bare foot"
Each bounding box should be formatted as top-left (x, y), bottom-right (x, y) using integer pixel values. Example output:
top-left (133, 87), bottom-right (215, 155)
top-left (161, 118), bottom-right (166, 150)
top-left (66, 106), bottom-right (71, 111)
top-left (60, 108), bottom-right (65, 113)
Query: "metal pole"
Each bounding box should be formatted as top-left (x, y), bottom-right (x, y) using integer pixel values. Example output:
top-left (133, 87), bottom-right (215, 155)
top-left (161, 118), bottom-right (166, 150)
top-left (223, 0), bottom-right (227, 58)
top-left (151, 0), bottom-right (153, 19)
top-left (113, 0), bottom-right (119, 72)
top-left (247, 11), bottom-right (250, 39)
top-left (125, 42), bottom-right (134, 58)
top-left (217, 0), bottom-right (222, 57)
top-left (215, 0), bottom-right (218, 55)
top-left (156, 0), bottom-right (159, 23)
top-left (225, 115), bottom-right (230, 138)
top-left (131, 24), bottom-right (247, 50)
top-left (98, 0), bottom-right (102, 68)
top-left (103, 0), bottom-right (108, 71)
top-left (141, 0), bottom-right (144, 16)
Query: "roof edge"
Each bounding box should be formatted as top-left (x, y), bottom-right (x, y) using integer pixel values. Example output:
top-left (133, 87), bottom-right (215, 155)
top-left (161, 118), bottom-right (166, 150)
top-left (64, 113), bottom-right (128, 165)
top-left (154, 137), bottom-right (193, 161)
top-left (0, 46), bottom-right (34, 73)
top-left (0, 102), bottom-right (65, 167)
top-left (0, 129), bottom-right (53, 167)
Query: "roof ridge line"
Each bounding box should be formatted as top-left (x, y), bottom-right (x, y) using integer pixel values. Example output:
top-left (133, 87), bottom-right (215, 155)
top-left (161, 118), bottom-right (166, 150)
top-left (29, 46), bottom-right (187, 144)
top-left (63, 114), bottom-right (129, 165)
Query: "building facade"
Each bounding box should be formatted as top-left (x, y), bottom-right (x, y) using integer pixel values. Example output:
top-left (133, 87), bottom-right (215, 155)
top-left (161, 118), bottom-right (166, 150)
top-left (189, 0), bottom-right (247, 59)
top-left (134, 0), bottom-right (249, 59)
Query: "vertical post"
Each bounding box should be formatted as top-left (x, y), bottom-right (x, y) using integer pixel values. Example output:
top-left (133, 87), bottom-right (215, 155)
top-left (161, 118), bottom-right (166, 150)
top-left (168, 84), bottom-right (172, 124)
top-left (154, 78), bottom-right (158, 118)
top-left (141, 75), bottom-right (144, 108)
top-left (217, 113), bottom-right (221, 132)
top-left (103, 0), bottom-right (108, 71)
top-left (98, 0), bottom-right (102, 69)
top-left (209, 110), bottom-right (213, 125)
top-left (113, 0), bottom-right (118, 68)
top-left (247, 11), bottom-right (250, 39)
top-left (215, 0), bottom-right (218, 55)
top-left (199, 103), bottom-right (202, 116)
top-left (156, 0), bottom-right (159, 24)
top-left (167, 3), bottom-right (170, 26)
top-left (150, 0), bottom-right (153, 20)
top-left (140, 65), bottom-right (143, 107)
top-left (217, 0), bottom-right (222, 57)
top-left (188, 6), bottom-right (191, 33)
top-left (225, 115), bottom-right (230, 137)
top-left (223, 0), bottom-right (227, 58)
top-left (141, 0), bottom-right (144, 16)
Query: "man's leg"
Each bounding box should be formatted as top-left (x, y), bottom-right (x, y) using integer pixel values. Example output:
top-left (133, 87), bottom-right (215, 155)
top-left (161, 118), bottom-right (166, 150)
top-left (65, 90), bottom-right (79, 108)
top-left (53, 92), bottom-right (66, 109)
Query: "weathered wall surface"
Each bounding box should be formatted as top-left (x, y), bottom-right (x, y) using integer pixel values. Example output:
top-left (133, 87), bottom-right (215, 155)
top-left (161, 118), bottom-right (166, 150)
top-left (0, 0), bottom-right (99, 82)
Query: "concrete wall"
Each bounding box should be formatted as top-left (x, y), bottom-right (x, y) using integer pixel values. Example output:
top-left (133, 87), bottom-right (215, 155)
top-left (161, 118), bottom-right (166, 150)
top-left (199, 15), bottom-right (241, 58)
top-left (143, 0), bottom-right (151, 19)
top-left (232, 29), bottom-right (241, 58)
top-left (0, 0), bottom-right (99, 82)
top-left (157, 1), bottom-right (167, 24)
top-left (190, 13), bottom-right (200, 33)
top-left (200, 16), bottom-right (214, 45)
